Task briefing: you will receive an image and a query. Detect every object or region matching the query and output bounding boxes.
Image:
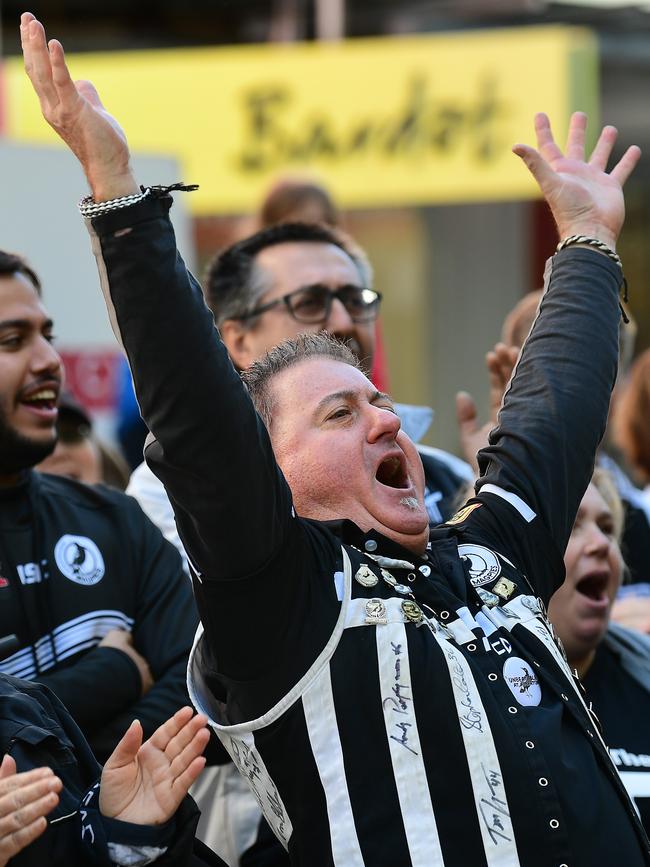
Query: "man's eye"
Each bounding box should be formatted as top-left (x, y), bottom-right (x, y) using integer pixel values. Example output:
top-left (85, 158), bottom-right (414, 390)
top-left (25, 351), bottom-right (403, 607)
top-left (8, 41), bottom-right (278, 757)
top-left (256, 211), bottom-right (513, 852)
top-left (0, 335), bottom-right (22, 349)
top-left (329, 408), bottom-right (351, 420)
top-left (294, 296), bottom-right (323, 312)
top-left (44, 333), bottom-right (57, 344)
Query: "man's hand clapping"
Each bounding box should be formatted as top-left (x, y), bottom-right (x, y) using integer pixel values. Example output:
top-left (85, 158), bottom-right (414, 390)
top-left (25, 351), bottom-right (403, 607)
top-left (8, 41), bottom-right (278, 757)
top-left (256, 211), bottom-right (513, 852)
top-left (0, 757), bottom-right (62, 866)
top-left (99, 706), bottom-right (210, 826)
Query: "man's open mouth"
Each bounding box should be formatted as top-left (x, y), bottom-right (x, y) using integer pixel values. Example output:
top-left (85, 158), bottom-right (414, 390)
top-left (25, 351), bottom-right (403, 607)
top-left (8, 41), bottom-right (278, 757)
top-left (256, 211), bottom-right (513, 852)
top-left (19, 385), bottom-right (59, 412)
top-left (375, 454), bottom-right (410, 489)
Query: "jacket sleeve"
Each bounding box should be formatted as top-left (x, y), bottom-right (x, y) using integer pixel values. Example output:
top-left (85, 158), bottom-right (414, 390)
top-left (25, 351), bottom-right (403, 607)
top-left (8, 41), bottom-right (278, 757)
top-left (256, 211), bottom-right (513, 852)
top-left (87, 194), bottom-right (293, 585)
top-left (468, 247), bottom-right (623, 593)
top-left (86, 499), bottom-right (198, 764)
top-left (36, 647), bottom-right (141, 730)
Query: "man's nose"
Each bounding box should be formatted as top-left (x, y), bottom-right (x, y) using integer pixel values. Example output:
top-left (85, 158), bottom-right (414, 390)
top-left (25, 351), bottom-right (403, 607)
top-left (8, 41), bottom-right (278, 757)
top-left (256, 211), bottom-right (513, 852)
top-left (325, 296), bottom-right (355, 335)
top-left (367, 403), bottom-right (401, 442)
top-left (32, 336), bottom-right (62, 376)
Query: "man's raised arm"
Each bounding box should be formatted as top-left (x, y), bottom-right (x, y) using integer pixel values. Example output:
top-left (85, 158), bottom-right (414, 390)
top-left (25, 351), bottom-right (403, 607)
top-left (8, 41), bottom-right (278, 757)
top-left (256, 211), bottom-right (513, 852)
top-left (476, 113), bottom-right (640, 558)
top-left (21, 14), bottom-right (292, 581)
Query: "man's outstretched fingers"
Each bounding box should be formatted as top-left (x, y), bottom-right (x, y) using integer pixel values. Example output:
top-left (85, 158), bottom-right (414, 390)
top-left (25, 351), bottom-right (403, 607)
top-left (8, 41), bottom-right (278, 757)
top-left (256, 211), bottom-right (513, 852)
top-left (25, 19), bottom-right (58, 108)
top-left (588, 125), bottom-right (618, 171)
top-left (512, 144), bottom-right (556, 196)
top-left (610, 145), bottom-right (642, 186)
top-left (533, 112), bottom-right (563, 163)
top-left (565, 111), bottom-right (587, 162)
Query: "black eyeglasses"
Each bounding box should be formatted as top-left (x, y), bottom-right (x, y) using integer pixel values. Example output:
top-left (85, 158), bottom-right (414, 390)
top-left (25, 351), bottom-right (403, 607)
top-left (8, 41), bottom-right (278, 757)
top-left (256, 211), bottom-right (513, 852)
top-left (236, 284), bottom-right (383, 325)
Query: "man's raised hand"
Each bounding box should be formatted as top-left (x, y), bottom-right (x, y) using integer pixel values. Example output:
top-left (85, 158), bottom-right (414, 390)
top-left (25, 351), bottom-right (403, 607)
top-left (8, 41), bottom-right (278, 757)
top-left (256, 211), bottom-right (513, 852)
top-left (513, 112), bottom-right (641, 249)
top-left (99, 706), bottom-right (209, 826)
top-left (20, 12), bottom-right (138, 201)
top-left (0, 756), bottom-right (62, 866)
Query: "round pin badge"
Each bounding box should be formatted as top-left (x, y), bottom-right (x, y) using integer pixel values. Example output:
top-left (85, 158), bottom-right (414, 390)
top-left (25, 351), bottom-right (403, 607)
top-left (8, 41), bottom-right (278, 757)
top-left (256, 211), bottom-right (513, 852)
top-left (457, 543), bottom-right (501, 587)
top-left (503, 656), bottom-right (542, 706)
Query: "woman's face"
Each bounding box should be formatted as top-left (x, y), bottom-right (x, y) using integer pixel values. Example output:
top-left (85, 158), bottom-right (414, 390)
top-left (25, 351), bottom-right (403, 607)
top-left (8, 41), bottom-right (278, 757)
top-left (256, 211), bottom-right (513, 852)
top-left (548, 483), bottom-right (623, 665)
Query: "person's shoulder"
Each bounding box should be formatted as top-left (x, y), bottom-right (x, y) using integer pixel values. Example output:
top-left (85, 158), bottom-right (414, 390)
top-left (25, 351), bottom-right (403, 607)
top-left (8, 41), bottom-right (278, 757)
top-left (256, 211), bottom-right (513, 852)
top-left (37, 472), bottom-right (146, 516)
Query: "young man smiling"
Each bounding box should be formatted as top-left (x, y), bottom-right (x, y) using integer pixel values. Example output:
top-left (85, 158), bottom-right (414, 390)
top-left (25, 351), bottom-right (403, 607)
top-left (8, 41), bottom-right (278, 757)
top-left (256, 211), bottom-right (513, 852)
top-left (22, 11), bottom-right (650, 866)
top-left (0, 250), bottom-right (200, 767)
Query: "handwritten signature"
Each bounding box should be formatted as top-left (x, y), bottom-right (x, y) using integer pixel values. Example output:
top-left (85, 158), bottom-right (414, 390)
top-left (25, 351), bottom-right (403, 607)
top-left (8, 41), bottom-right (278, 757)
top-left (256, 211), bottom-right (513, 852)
top-left (382, 641), bottom-right (419, 756)
top-left (478, 764), bottom-right (512, 845)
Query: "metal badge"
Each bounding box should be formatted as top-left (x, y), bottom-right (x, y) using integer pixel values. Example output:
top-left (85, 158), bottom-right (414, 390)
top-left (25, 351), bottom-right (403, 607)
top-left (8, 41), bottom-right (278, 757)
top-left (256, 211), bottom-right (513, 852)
top-left (493, 577), bottom-right (517, 602)
top-left (476, 587), bottom-right (500, 608)
top-left (394, 584), bottom-right (411, 595)
top-left (401, 600), bottom-right (424, 624)
top-left (355, 565), bottom-right (379, 588)
top-left (365, 598), bottom-right (387, 625)
top-left (521, 596), bottom-right (541, 615)
top-left (419, 564), bottom-right (432, 577)
top-left (380, 568), bottom-right (397, 587)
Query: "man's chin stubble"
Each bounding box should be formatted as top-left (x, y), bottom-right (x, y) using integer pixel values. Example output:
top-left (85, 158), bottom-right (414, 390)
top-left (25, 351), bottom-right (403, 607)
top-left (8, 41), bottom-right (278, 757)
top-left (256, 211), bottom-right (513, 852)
top-left (0, 425), bottom-right (57, 476)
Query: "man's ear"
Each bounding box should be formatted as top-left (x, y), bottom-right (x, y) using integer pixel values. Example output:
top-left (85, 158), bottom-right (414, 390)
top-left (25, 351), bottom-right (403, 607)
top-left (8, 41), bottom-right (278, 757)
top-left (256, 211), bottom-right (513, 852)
top-left (219, 318), bottom-right (255, 371)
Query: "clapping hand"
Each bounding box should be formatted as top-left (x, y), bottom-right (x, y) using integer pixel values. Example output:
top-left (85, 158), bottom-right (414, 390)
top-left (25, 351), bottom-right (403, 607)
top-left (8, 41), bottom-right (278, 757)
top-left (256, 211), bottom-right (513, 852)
top-left (99, 706), bottom-right (210, 826)
top-left (0, 757), bottom-right (62, 866)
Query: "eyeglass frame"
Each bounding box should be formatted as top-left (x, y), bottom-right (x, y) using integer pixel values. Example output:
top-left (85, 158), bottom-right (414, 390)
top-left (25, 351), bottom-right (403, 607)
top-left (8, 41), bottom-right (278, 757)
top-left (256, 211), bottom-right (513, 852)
top-left (233, 283), bottom-right (383, 325)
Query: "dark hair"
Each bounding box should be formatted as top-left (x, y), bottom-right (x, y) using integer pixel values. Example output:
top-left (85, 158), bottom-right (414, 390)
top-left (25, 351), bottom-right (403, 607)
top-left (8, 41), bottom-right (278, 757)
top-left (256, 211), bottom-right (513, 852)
top-left (242, 332), bottom-right (360, 429)
top-left (0, 250), bottom-right (41, 295)
top-left (258, 178), bottom-right (339, 229)
top-left (203, 222), bottom-right (372, 327)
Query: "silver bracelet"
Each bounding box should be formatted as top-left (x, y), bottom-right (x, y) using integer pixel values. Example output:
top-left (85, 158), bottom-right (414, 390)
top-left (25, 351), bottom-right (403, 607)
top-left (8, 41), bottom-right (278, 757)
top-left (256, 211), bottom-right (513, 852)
top-left (78, 187), bottom-right (151, 218)
top-left (555, 234), bottom-right (622, 270)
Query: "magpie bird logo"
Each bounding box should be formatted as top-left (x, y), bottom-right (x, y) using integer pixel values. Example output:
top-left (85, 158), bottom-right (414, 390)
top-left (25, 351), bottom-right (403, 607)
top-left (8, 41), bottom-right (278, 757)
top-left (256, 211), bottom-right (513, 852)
top-left (54, 535), bottom-right (105, 586)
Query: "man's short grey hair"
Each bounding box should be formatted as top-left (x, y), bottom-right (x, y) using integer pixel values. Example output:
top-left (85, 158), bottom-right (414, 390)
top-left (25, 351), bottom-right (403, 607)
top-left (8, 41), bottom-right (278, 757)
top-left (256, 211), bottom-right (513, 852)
top-left (242, 332), bottom-right (361, 429)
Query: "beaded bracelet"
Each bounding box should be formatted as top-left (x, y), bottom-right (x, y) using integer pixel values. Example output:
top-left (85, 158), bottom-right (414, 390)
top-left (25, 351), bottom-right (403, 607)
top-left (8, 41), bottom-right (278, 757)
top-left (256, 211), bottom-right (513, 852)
top-left (556, 235), bottom-right (629, 322)
top-left (78, 182), bottom-right (199, 218)
top-left (79, 187), bottom-right (150, 217)
top-left (555, 234), bottom-right (622, 270)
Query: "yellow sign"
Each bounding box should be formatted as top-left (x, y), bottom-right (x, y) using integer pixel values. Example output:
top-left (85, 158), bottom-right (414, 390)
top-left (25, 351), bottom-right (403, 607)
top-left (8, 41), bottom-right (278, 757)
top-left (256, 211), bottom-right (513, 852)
top-left (4, 26), bottom-right (597, 215)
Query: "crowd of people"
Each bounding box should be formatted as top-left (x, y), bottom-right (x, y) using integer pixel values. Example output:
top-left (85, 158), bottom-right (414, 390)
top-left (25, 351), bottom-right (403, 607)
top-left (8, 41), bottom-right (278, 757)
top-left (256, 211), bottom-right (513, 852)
top-left (2, 10), bottom-right (650, 865)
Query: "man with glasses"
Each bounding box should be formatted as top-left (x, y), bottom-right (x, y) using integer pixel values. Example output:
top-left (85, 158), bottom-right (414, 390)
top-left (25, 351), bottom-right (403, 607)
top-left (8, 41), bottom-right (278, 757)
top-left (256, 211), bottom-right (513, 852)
top-left (128, 223), bottom-right (471, 569)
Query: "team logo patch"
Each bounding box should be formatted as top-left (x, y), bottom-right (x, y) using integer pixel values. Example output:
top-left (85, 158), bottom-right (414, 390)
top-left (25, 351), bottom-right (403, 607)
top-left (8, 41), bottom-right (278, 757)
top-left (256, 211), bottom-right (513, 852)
top-left (503, 656), bottom-right (542, 706)
top-left (54, 535), bottom-right (105, 586)
top-left (458, 543), bottom-right (501, 587)
top-left (446, 502), bottom-right (482, 526)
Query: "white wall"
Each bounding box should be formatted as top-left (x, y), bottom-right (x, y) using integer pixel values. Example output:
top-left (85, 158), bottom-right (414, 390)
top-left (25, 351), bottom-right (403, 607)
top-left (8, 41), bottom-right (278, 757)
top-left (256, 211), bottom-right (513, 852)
top-left (0, 140), bottom-right (196, 349)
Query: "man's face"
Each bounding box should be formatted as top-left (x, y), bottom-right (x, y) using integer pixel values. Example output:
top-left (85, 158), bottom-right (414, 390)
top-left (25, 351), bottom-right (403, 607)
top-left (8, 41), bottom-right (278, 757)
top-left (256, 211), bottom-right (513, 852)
top-left (223, 241), bottom-right (375, 371)
top-left (269, 357), bottom-right (429, 554)
top-left (0, 273), bottom-right (62, 478)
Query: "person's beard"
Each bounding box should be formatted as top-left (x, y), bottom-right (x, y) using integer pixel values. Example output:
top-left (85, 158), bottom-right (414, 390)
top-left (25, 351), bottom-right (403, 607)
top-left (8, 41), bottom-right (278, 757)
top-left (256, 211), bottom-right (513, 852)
top-left (0, 403), bottom-right (57, 476)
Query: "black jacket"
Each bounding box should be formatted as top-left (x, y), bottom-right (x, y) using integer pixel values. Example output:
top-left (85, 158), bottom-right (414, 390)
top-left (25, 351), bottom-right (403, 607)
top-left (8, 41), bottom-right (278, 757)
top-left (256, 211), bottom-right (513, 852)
top-left (0, 470), bottom-right (197, 763)
top-left (86, 192), bottom-right (649, 866)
